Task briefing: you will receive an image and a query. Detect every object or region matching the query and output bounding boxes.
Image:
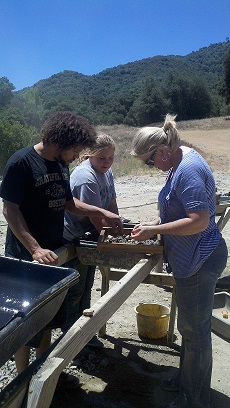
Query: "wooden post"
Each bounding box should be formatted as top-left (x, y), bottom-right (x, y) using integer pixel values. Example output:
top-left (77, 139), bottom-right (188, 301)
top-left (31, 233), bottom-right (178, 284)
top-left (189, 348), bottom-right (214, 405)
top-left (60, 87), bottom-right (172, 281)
top-left (98, 266), bottom-right (110, 336)
top-left (155, 256), bottom-right (163, 273)
top-left (167, 285), bottom-right (177, 346)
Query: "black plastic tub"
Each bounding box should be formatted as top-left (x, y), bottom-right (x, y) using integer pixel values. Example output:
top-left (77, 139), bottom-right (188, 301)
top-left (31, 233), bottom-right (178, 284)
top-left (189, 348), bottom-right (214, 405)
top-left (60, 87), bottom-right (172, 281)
top-left (0, 256), bottom-right (79, 367)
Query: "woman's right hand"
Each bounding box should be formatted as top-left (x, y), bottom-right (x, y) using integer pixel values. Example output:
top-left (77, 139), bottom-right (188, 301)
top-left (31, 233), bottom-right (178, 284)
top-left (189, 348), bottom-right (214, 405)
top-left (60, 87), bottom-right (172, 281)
top-left (131, 224), bottom-right (155, 241)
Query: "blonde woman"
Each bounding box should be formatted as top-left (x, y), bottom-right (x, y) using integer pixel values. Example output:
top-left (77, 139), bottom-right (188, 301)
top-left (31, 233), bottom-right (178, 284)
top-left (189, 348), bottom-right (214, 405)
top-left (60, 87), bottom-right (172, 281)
top-left (130, 114), bottom-right (228, 408)
top-left (63, 132), bottom-right (119, 348)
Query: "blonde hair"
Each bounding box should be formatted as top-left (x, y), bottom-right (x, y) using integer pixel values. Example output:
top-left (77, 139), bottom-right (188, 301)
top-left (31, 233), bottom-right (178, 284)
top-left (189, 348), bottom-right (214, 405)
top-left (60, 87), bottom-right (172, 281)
top-left (131, 114), bottom-right (180, 158)
top-left (78, 132), bottom-right (115, 163)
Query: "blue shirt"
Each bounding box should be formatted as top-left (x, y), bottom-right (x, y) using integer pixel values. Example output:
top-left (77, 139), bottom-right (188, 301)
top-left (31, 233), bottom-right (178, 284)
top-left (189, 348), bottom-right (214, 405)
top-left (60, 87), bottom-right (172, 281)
top-left (158, 150), bottom-right (221, 278)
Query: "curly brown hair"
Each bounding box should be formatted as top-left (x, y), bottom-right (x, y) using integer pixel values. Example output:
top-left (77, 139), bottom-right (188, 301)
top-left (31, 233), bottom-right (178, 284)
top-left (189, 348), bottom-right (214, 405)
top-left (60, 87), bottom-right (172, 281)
top-left (41, 111), bottom-right (96, 149)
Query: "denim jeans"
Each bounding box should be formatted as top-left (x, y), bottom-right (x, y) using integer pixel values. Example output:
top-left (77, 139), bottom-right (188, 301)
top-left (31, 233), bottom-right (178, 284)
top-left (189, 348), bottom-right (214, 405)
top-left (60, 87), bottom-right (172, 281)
top-left (62, 257), bottom-right (96, 332)
top-left (174, 237), bottom-right (228, 408)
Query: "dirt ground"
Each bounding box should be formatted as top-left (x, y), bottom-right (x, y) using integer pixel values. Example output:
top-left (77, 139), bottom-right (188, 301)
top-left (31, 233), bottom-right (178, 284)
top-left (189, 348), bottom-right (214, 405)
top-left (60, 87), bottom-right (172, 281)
top-left (0, 125), bottom-right (230, 407)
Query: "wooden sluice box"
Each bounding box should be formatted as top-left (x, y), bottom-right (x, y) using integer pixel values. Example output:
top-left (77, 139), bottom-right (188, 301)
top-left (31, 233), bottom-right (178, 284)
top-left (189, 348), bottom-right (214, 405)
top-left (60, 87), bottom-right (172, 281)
top-left (97, 227), bottom-right (163, 254)
top-left (75, 229), bottom-right (172, 343)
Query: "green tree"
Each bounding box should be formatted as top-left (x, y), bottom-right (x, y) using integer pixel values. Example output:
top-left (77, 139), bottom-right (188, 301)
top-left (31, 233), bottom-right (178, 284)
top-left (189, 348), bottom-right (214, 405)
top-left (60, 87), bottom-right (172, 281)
top-left (219, 48), bottom-right (230, 104)
top-left (163, 73), bottom-right (212, 120)
top-left (0, 119), bottom-right (39, 174)
top-left (0, 77), bottom-right (15, 108)
top-left (0, 88), bottom-right (45, 129)
top-left (163, 73), bottom-right (191, 119)
top-left (188, 79), bottom-right (212, 119)
top-left (126, 79), bottom-right (168, 126)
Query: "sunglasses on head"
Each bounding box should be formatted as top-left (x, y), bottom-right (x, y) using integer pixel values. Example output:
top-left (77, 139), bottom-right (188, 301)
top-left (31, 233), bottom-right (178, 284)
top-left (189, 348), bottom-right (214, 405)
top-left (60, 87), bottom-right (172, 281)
top-left (144, 150), bottom-right (157, 166)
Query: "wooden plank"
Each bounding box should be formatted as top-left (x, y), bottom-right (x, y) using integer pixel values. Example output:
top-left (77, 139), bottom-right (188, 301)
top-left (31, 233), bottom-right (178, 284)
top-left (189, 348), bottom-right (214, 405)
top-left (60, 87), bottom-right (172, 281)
top-left (97, 227), bottom-right (163, 254)
top-left (25, 257), bottom-right (158, 408)
top-left (50, 257), bottom-right (157, 362)
top-left (109, 268), bottom-right (175, 286)
top-left (26, 358), bottom-right (63, 408)
top-left (55, 244), bottom-right (78, 266)
top-left (0, 337), bottom-right (65, 408)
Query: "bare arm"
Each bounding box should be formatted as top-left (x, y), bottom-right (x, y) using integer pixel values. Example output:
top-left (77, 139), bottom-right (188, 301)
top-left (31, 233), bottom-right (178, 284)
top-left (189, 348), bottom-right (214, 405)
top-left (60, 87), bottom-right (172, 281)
top-left (139, 217), bottom-right (161, 227)
top-left (3, 200), bottom-right (58, 264)
top-left (65, 198), bottom-right (123, 234)
top-left (89, 198), bottom-right (119, 233)
top-left (131, 210), bottom-right (210, 241)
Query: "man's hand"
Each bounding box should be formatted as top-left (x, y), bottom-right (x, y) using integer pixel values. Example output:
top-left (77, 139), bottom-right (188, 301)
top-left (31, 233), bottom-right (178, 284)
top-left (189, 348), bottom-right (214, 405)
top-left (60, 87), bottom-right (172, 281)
top-left (66, 199), bottom-right (123, 234)
top-left (103, 212), bottom-right (123, 235)
top-left (32, 248), bottom-right (58, 265)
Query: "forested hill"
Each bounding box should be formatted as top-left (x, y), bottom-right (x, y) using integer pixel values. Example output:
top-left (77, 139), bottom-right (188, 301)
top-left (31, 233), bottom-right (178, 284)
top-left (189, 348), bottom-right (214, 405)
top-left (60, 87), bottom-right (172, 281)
top-left (94, 41), bottom-right (229, 91)
top-left (33, 41), bottom-right (228, 95)
top-left (0, 40), bottom-right (229, 174)
top-left (3, 40), bottom-right (230, 129)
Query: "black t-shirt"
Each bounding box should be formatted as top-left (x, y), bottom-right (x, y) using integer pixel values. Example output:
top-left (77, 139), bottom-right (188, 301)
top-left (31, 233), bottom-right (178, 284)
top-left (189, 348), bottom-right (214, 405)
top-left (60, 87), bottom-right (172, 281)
top-left (0, 146), bottom-right (73, 258)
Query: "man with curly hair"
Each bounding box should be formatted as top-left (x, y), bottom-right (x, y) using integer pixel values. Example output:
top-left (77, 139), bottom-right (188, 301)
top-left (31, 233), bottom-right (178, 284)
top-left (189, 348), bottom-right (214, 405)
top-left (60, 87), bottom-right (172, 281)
top-left (0, 111), bottom-right (123, 385)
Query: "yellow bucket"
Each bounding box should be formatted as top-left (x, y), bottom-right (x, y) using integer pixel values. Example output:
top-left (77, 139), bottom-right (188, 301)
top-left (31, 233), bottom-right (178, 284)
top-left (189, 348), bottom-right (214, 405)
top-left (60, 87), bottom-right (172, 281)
top-left (135, 303), bottom-right (170, 339)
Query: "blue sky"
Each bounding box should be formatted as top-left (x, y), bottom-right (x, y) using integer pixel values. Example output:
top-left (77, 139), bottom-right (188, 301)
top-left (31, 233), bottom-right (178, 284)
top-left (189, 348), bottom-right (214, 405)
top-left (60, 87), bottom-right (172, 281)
top-left (0, 0), bottom-right (229, 90)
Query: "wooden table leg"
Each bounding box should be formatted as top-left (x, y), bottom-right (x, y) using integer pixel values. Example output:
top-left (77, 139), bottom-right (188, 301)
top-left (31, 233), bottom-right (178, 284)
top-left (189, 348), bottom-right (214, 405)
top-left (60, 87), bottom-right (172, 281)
top-left (167, 285), bottom-right (177, 346)
top-left (98, 266), bottom-right (110, 337)
top-left (155, 255), bottom-right (163, 273)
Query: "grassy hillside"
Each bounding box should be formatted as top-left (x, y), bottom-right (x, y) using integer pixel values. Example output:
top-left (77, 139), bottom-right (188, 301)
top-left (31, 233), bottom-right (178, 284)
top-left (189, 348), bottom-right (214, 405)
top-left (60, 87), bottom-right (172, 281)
top-left (96, 115), bottom-right (230, 178)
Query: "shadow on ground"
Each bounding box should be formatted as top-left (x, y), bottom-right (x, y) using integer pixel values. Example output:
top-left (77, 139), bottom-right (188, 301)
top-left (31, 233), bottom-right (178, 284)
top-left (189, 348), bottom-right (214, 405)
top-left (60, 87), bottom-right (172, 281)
top-left (50, 335), bottom-right (229, 408)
